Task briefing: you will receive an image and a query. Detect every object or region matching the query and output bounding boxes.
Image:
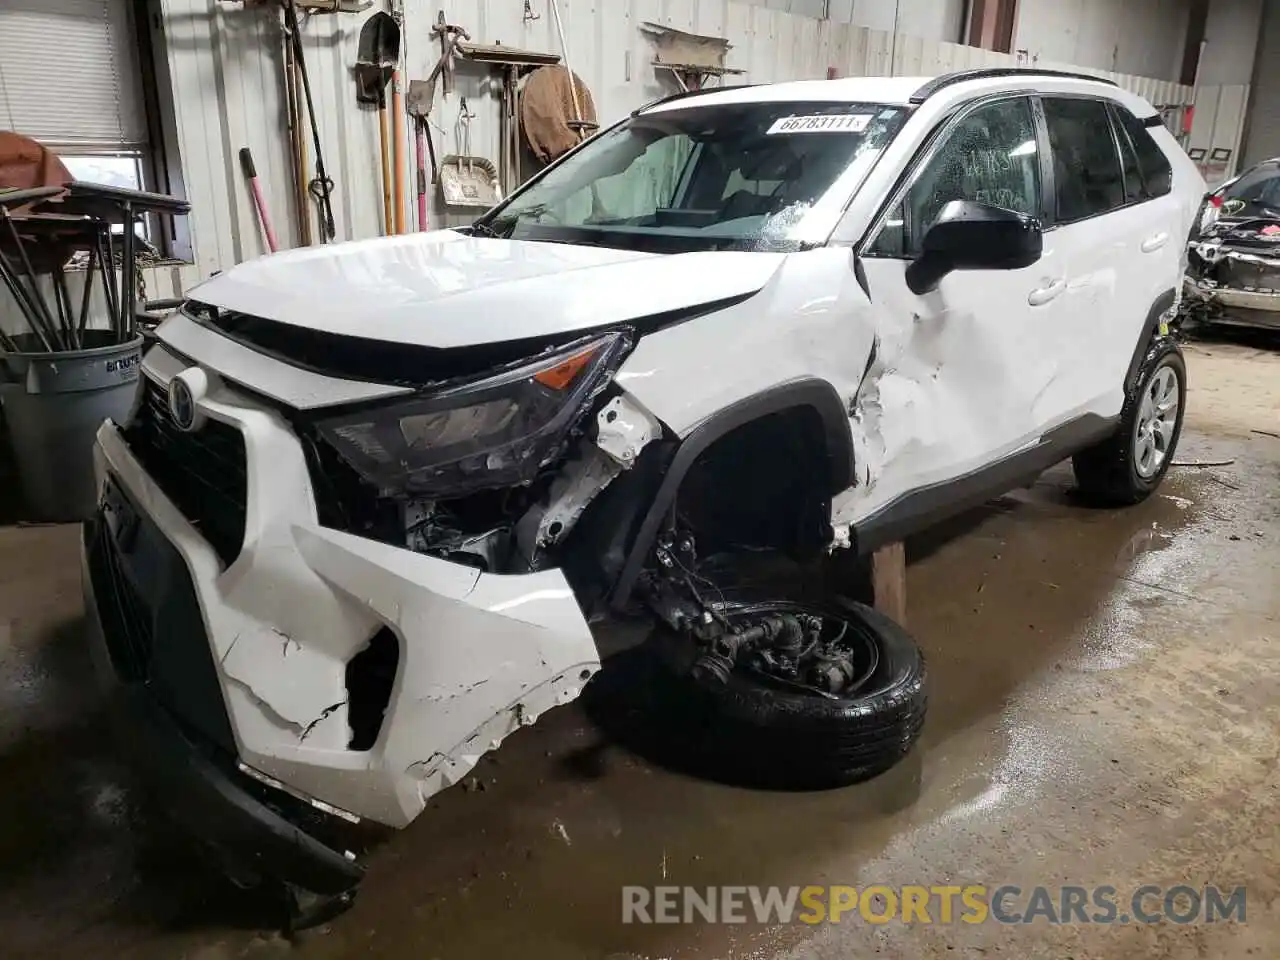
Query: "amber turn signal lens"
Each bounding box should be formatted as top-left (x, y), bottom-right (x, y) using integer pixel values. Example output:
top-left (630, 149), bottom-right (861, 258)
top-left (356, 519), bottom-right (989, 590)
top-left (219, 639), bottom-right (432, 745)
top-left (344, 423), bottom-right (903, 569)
top-left (534, 345), bottom-right (600, 390)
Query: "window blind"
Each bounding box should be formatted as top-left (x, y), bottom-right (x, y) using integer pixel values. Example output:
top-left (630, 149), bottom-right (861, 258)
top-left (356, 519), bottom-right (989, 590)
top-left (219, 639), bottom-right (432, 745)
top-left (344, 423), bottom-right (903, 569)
top-left (0, 0), bottom-right (147, 148)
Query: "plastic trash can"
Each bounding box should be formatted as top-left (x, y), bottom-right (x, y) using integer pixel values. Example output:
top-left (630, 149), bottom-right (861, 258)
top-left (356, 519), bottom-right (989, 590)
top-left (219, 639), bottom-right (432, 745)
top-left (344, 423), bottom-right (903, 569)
top-left (1, 331), bottom-right (143, 521)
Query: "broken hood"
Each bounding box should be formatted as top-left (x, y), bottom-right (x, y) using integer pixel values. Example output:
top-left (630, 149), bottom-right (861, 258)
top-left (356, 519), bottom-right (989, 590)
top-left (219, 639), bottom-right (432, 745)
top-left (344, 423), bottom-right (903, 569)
top-left (188, 231), bottom-right (786, 349)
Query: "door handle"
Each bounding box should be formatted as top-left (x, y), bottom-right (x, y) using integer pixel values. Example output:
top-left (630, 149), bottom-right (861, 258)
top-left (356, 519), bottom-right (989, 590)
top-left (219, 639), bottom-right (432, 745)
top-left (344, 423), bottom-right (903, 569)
top-left (1027, 279), bottom-right (1066, 306)
top-left (1141, 232), bottom-right (1169, 253)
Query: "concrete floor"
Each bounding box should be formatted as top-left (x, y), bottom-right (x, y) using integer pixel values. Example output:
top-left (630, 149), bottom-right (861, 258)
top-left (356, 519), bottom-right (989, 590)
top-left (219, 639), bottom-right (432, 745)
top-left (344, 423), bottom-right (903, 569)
top-left (1, 339), bottom-right (1278, 959)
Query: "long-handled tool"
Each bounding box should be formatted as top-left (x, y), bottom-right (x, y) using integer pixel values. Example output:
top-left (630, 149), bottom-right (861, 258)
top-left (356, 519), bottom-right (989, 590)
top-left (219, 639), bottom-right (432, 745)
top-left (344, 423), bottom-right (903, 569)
top-left (392, 68), bottom-right (406, 234)
top-left (406, 78), bottom-right (436, 231)
top-left (378, 89), bottom-right (393, 233)
top-left (283, 0), bottom-right (336, 241)
top-left (548, 0), bottom-right (585, 142)
top-left (282, 16), bottom-right (311, 246)
top-left (239, 147), bottom-right (279, 253)
top-left (391, 0), bottom-right (406, 234)
top-left (404, 19), bottom-right (471, 230)
top-left (356, 11), bottom-right (399, 236)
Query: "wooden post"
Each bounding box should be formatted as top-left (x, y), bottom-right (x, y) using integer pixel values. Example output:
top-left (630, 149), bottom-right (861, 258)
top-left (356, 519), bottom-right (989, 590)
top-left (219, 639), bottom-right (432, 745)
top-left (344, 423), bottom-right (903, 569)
top-left (871, 541), bottom-right (907, 625)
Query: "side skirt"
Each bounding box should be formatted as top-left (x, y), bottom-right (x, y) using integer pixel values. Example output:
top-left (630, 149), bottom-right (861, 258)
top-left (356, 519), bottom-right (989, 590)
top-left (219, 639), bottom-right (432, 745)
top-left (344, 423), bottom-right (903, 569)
top-left (851, 413), bottom-right (1120, 556)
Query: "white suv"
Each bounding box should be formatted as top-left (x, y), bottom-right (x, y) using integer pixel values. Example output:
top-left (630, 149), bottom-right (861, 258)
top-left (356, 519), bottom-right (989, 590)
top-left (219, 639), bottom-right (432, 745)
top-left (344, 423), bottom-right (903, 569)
top-left (83, 69), bottom-right (1202, 919)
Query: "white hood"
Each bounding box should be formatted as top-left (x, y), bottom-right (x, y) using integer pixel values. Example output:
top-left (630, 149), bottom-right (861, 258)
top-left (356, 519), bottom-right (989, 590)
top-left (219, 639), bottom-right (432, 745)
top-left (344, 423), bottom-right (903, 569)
top-left (188, 231), bottom-right (786, 348)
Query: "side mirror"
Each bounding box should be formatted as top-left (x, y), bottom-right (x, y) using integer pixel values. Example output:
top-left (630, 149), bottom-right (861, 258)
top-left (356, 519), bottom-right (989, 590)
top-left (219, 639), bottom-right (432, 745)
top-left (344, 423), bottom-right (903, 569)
top-left (905, 200), bottom-right (1043, 295)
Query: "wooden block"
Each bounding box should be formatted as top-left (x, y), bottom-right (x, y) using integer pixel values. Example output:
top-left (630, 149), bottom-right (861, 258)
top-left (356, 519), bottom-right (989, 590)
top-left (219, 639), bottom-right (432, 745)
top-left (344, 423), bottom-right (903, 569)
top-left (871, 540), bottom-right (906, 626)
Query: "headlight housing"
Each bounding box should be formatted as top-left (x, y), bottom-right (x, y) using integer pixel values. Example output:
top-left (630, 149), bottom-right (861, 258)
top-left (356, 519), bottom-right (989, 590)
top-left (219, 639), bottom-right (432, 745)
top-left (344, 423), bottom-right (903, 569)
top-left (315, 333), bottom-right (629, 498)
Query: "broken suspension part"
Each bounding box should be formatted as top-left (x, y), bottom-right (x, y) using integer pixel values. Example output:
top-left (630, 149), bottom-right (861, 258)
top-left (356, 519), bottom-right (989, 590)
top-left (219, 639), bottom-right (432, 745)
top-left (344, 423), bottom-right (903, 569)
top-left (646, 531), bottom-right (878, 698)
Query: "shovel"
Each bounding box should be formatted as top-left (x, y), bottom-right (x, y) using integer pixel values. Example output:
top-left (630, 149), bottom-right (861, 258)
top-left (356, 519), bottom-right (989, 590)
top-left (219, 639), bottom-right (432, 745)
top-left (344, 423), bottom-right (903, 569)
top-left (406, 78), bottom-right (438, 231)
top-left (355, 11), bottom-right (399, 235)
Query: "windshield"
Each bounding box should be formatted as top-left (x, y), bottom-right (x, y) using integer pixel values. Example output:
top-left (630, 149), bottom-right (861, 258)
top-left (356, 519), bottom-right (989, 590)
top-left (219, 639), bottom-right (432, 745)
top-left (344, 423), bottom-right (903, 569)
top-left (473, 100), bottom-right (907, 253)
top-left (1219, 162), bottom-right (1280, 219)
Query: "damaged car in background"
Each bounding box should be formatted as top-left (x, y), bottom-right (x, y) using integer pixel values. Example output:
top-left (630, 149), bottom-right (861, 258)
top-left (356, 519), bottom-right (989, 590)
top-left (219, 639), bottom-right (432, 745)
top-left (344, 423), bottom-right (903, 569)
top-left (1183, 157), bottom-right (1280, 331)
top-left (81, 68), bottom-right (1203, 925)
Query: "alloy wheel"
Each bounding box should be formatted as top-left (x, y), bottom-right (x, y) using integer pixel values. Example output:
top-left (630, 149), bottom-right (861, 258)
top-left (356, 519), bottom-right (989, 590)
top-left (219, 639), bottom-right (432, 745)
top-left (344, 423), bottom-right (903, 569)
top-left (1132, 364), bottom-right (1180, 479)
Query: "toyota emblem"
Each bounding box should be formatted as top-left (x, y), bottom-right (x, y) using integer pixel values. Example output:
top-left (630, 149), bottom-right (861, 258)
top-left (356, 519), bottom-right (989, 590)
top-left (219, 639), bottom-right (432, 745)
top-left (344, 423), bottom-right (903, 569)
top-left (167, 368), bottom-right (208, 432)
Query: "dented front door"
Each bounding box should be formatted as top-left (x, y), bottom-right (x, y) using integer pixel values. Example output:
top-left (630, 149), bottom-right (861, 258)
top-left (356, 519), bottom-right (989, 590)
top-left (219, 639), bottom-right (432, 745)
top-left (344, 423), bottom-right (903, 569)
top-left (843, 95), bottom-right (1074, 521)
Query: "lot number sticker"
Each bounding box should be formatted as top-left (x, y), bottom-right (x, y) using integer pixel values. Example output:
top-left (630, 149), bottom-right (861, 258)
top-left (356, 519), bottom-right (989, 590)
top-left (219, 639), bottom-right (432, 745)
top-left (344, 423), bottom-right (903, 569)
top-left (767, 114), bottom-right (872, 134)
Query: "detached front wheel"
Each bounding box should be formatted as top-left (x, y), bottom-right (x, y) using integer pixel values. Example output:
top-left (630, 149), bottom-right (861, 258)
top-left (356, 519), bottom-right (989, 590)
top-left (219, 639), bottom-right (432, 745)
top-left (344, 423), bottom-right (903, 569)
top-left (649, 597), bottom-right (927, 789)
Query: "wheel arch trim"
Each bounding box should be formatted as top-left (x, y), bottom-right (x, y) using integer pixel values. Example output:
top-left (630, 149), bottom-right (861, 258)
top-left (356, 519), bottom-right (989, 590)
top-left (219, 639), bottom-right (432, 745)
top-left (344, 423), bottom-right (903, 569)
top-left (607, 378), bottom-right (855, 611)
top-left (1126, 288), bottom-right (1177, 396)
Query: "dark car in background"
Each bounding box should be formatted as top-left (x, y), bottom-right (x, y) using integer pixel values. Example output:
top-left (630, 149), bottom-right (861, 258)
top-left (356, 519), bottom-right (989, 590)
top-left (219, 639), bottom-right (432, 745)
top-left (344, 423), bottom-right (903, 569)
top-left (1183, 158), bottom-right (1280, 331)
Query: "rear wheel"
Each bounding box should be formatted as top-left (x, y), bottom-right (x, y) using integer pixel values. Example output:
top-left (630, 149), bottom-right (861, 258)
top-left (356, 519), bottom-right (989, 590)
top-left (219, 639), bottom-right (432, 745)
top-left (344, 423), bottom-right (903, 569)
top-left (647, 596), bottom-right (927, 789)
top-left (1073, 340), bottom-right (1186, 505)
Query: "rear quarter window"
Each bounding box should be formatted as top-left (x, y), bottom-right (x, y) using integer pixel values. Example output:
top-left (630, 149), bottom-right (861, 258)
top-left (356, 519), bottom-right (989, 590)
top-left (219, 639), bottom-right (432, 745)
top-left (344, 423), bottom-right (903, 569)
top-left (1112, 105), bottom-right (1173, 199)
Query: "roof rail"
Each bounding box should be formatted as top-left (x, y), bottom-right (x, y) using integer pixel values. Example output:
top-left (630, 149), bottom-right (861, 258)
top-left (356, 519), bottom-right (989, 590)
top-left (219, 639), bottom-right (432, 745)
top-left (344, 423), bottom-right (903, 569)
top-left (632, 83), bottom-right (759, 115)
top-left (909, 68), bottom-right (1118, 104)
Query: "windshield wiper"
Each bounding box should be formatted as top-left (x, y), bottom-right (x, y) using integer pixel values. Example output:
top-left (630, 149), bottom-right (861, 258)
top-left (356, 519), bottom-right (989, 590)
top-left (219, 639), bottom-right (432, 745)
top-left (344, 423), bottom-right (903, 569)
top-left (466, 219), bottom-right (506, 239)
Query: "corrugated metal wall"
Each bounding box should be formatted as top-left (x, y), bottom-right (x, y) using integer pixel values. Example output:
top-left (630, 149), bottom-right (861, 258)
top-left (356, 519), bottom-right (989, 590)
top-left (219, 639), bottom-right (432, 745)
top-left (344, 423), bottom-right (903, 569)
top-left (739, 0), bottom-right (827, 20)
top-left (147, 0), bottom-right (1202, 302)
top-left (0, 0), bottom-right (1217, 336)
top-left (746, 0), bottom-right (966, 41)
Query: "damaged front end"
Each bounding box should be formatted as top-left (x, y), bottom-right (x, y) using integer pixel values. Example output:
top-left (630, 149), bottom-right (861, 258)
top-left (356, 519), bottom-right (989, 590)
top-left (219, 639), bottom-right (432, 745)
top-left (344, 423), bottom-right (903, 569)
top-left (1183, 164), bottom-right (1280, 331)
top-left (303, 330), bottom-right (662, 578)
top-left (83, 314), bottom-right (671, 921)
top-left (1184, 218), bottom-right (1280, 329)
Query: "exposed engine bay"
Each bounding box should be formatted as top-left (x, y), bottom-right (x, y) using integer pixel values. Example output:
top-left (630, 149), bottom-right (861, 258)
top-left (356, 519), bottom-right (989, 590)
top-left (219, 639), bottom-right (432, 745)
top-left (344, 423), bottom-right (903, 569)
top-left (361, 397), bottom-right (657, 572)
top-left (320, 335), bottom-right (859, 699)
top-left (1182, 163), bottom-right (1280, 331)
top-left (291, 329), bottom-right (666, 582)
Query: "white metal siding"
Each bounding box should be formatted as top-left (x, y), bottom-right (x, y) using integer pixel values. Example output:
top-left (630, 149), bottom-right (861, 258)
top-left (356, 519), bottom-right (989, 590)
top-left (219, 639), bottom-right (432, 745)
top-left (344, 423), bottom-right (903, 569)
top-left (149, 0), bottom-right (1198, 287)
top-left (821, 0), bottom-right (966, 40)
top-left (0, 0), bottom-right (1207, 337)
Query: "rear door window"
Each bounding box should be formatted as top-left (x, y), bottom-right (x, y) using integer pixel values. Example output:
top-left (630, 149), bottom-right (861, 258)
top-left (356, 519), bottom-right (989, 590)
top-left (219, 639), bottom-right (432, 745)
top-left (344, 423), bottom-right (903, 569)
top-left (1112, 105), bottom-right (1173, 199)
top-left (1042, 97), bottom-right (1126, 223)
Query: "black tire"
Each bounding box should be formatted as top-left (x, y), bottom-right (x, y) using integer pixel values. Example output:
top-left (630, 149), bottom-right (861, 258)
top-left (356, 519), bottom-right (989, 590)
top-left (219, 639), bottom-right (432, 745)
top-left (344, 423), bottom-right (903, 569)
top-left (646, 597), bottom-right (926, 789)
top-left (1072, 339), bottom-right (1186, 506)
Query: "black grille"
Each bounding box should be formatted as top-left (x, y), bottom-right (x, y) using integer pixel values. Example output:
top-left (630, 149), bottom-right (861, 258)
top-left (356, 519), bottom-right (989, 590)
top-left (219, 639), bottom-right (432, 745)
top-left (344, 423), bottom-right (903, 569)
top-left (84, 498), bottom-right (239, 754)
top-left (299, 430), bottom-right (400, 543)
top-left (124, 377), bottom-right (248, 566)
top-left (87, 520), bottom-right (154, 682)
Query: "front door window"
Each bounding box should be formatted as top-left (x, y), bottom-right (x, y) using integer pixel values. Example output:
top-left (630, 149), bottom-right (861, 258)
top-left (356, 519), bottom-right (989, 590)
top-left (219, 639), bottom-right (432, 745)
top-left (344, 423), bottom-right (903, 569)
top-left (870, 97), bottom-right (1041, 258)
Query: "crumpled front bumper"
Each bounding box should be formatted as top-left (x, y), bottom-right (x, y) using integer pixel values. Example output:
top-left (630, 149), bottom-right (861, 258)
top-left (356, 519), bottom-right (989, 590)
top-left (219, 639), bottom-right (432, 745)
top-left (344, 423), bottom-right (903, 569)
top-left (85, 366), bottom-right (600, 834)
top-left (1184, 274), bottom-right (1280, 313)
top-left (82, 493), bottom-right (367, 895)
top-left (1184, 238), bottom-right (1280, 326)
top-left (82, 516), bottom-right (367, 894)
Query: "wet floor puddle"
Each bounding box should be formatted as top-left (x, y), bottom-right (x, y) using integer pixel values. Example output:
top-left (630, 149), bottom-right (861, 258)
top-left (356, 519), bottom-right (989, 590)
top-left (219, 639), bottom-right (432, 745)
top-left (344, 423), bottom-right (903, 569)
top-left (6, 449), bottom-right (1274, 960)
